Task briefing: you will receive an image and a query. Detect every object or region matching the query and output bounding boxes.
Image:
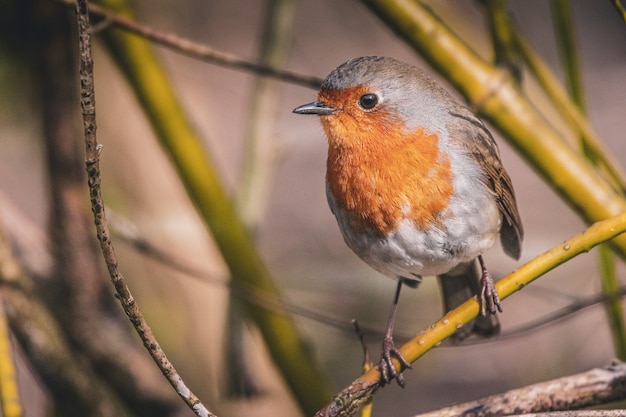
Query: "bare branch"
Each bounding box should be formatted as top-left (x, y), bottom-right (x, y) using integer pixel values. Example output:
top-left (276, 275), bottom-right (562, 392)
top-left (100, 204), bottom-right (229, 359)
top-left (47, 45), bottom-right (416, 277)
top-left (75, 1), bottom-right (214, 416)
top-left (56, 0), bottom-right (321, 89)
top-left (416, 362), bottom-right (626, 417)
top-left (0, 297), bottom-right (22, 417)
top-left (514, 412), bottom-right (626, 417)
top-left (0, 226), bottom-right (119, 417)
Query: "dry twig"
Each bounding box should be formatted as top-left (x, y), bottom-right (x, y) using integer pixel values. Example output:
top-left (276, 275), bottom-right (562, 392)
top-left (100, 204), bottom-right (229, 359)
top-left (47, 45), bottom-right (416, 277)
top-left (57, 0), bottom-right (321, 88)
top-left (416, 362), bottom-right (626, 417)
top-left (75, 1), bottom-right (214, 416)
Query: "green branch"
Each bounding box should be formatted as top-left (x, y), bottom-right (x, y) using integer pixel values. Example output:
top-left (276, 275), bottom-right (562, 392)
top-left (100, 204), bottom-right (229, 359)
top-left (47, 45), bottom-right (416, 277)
top-left (550, 0), bottom-right (626, 359)
top-left (361, 0), bottom-right (626, 258)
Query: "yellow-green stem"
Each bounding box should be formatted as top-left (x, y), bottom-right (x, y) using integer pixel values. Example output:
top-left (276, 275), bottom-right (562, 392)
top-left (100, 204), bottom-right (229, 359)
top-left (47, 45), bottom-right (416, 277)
top-left (317, 212), bottom-right (626, 417)
top-left (0, 299), bottom-right (21, 417)
top-left (551, 0), bottom-right (626, 360)
top-left (360, 0), bottom-right (626, 259)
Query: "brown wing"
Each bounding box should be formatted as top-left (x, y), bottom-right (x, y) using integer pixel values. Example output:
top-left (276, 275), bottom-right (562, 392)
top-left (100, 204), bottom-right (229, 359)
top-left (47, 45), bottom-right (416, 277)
top-left (448, 111), bottom-right (524, 260)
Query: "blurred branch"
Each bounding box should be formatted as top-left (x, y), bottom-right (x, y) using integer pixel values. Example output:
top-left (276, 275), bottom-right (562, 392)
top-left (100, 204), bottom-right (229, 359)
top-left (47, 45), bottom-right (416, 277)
top-left (481, 0), bottom-right (522, 80)
top-left (55, 0), bottom-right (321, 89)
top-left (0, 297), bottom-right (22, 417)
top-left (550, 0), bottom-right (626, 360)
top-left (75, 1), bottom-right (214, 416)
top-left (88, 0), bottom-right (332, 412)
top-left (238, 0), bottom-right (295, 229)
top-left (499, 284), bottom-right (626, 338)
top-left (513, 31), bottom-right (626, 194)
top-left (227, 0), bottom-right (297, 397)
top-left (111, 208), bottom-right (626, 345)
top-left (598, 245), bottom-right (626, 358)
top-left (0, 225), bottom-right (119, 417)
top-left (416, 362), bottom-right (626, 417)
top-left (611, 0), bottom-right (626, 23)
top-left (513, 412), bottom-right (626, 417)
top-left (315, 211), bottom-right (626, 416)
top-left (34, 1), bottom-right (187, 414)
top-left (108, 209), bottom-right (367, 335)
top-left (361, 0), bottom-right (626, 259)
top-left (551, 0), bottom-right (586, 112)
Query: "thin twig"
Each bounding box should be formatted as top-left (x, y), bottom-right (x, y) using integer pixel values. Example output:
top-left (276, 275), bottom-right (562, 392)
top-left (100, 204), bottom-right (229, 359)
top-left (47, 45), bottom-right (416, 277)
top-left (74, 1), bottom-right (214, 416)
top-left (109, 210), bottom-right (626, 344)
top-left (57, 0), bottom-right (321, 89)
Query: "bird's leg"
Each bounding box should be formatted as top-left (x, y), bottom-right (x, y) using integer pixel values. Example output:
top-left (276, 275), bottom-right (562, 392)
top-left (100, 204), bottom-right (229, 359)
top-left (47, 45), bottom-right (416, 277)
top-left (478, 255), bottom-right (502, 316)
top-left (379, 279), bottom-right (412, 387)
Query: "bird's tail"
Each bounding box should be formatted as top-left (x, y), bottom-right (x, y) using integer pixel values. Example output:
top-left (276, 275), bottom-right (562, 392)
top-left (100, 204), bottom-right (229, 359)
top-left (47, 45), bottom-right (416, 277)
top-left (437, 259), bottom-right (500, 343)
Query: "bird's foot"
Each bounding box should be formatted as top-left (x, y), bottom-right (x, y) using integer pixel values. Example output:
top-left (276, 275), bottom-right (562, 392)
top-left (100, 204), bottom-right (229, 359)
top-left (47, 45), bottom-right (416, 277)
top-left (479, 267), bottom-right (502, 316)
top-left (379, 335), bottom-right (411, 387)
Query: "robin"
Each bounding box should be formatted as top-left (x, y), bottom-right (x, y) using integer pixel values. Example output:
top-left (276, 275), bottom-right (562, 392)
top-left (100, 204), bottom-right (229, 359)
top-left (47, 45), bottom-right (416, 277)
top-left (293, 56), bottom-right (523, 386)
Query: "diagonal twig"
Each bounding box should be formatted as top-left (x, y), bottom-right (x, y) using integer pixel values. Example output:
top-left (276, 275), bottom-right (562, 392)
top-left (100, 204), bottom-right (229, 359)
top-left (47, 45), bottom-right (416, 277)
top-left (57, 0), bottom-right (321, 89)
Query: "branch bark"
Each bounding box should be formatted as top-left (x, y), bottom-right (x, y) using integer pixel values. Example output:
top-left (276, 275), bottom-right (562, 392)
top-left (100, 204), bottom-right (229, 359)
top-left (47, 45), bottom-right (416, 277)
top-left (75, 1), bottom-right (214, 416)
top-left (417, 362), bottom-right (626, 417)
top-left (55, 0), bottom-right (321, 88)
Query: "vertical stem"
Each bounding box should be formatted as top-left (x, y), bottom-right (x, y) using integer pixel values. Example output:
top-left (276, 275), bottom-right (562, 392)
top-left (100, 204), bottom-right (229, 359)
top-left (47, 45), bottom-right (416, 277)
top-left (481, 0), bottom-right (521, 80)
top-left (551, 0), bottom-right (626, 360)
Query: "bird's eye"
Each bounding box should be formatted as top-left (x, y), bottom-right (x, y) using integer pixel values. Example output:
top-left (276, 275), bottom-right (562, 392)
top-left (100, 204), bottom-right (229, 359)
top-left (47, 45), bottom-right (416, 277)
top-left (358, 93), bottom-right (379, 110)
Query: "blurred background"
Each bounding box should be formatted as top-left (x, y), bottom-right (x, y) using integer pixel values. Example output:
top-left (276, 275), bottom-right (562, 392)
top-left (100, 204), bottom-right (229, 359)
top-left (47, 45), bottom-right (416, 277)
top-left (1, 1), bottom-right (626, 416)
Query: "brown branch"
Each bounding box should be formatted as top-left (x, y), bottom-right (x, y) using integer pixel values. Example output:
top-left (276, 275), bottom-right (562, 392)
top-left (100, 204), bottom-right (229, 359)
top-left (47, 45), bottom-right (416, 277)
top-left (513, 412), bottom-right (626, 417)
top-left (56, 0), bottom-right (321, 89)
top-left (75, 1), bottom-right (214, 416)
top-left (0, 225), bottom-right (119, 417)
top-left (32, 1), bottom-right (186, 414)
top-left (416, 361), bottom-right (626, 417)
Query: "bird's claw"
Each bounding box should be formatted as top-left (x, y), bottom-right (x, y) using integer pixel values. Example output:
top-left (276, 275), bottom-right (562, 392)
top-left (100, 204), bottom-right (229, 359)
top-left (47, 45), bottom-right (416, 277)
top-left (379, 336), bottom-right (411, 387)
top-left (479, 269), bottom-right (502, 316)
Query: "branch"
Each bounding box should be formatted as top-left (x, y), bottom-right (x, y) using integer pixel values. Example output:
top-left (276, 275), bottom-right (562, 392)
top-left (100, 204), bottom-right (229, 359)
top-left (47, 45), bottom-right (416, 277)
top-left (315, 212), bottom-right (626, 417)
top-left (416, 362), bottom-right (626, 417)
top-left (75, 2), bottom-right (214, 416)
top-left (360, 0), bottom-right (626, 259)
top-left (86, 0), bottom-right (332, 411)
top-left (611, 0), bottom-right (626, 23)
top-left (0, 296), bottom-right (21, 417)
top-left (481, 0), bottom-right (522, 80)
top-left (0, 226), bottom-right (119, 417)
top-left (512, 31), bottom-right (626, 193)
top-left (514, 412), bottom-right (626, 417)
top-left (110, 208), bottom-right (626, 345)
top-left (55, 0), bottom-right (321, 89)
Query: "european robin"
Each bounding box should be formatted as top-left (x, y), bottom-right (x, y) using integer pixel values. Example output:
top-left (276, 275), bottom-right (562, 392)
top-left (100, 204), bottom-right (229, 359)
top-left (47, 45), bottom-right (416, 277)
top-left (293, 56), bottom-right (523, 386)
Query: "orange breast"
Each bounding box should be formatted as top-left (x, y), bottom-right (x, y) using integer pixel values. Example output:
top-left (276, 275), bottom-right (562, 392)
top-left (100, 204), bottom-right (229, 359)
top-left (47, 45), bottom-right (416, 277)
top-left (321, 92), bottom-right (454, 236)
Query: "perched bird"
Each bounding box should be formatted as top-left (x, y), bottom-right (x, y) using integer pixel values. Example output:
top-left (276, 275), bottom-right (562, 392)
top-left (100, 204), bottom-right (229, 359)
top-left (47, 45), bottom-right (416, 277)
top-left (293, 56), bottom-right (523, 386)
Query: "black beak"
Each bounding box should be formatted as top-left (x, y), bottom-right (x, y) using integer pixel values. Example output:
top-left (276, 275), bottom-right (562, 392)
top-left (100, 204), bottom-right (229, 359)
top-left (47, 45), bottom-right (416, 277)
top-left (292, 101), bottom-right (336, 115)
